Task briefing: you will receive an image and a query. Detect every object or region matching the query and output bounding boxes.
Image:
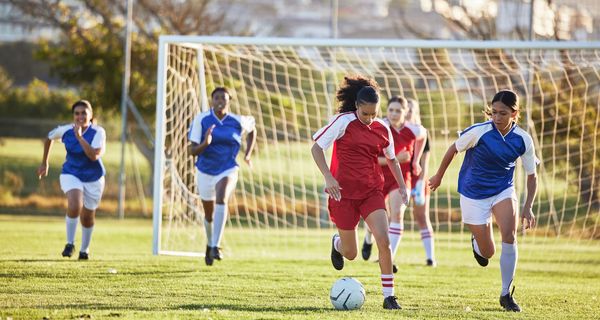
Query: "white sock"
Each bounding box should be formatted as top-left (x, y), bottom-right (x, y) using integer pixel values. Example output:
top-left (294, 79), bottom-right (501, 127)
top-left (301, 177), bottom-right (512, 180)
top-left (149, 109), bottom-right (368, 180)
top-left (334, 235), bottom-right (342, 253)
top-left (381, 273), bottom-right (395, 298)
top-left (204, 218), bottom-right (213, 247)
top-left (80, 226), bottom-right (94, 254)
top-left (66, 216), bottom-right (78, 244)
top-left (364, 226), bottom-right (373, 245)
top-left (500, 242), bottom-right (518, 296)
top-left (420, 228), bottom-right (435, 260)
top-left (211, 204), bottom-right (228, 248)
top-left (388, 222), bottom-right (403, 257)
top-left (472, 236), bottom-right (483, 256)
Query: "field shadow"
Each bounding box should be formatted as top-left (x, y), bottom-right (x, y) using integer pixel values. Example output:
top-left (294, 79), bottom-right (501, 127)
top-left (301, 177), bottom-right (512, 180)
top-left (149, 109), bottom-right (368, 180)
top-left (177, 303), bottom-right (325, 313)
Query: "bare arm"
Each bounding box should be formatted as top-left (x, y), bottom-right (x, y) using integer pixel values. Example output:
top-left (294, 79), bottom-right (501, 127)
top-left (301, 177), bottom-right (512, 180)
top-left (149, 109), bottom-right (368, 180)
top-left (37, 138), bottom-right (54, 179)
top-left (428, 143), bottom-right (458, 191)
top-left (378, 150), bottom-right (410, 166)
top-left (418, 150), bottom-right (430, 181)
top-left (311, 143), bottom-right (341, 201)
top-left (521, 173), bottom-right (538, 229)
top-left (412, 137), bottom-right (426, 176)
top-left (386, 158), bottom-right (409, 204)
top-left (188, 124), bottom-right (215, 156)
top-left (243, 130), bottom-right (256, 165)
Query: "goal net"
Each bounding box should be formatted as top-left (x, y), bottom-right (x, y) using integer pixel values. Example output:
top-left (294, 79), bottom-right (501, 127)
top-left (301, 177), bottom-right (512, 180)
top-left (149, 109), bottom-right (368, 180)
top-left (153, 36), bottom-right (600, 258)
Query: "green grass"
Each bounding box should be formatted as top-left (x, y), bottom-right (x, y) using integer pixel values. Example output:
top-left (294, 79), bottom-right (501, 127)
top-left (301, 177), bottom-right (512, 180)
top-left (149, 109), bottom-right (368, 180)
top-left (1, 214), bottom-right (599, 319)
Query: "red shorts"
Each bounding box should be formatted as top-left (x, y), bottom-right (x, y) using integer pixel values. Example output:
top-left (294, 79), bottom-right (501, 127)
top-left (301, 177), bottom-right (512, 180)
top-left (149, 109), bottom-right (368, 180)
top-left (328, 190), bottom-right (386, 230)
top-left (382, 178), bottom-right (411, 198)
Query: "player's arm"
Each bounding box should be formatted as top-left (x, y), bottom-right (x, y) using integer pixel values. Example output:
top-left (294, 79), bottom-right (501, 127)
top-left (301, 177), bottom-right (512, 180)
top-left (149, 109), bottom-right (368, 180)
top-left (188, 124), bottom-right (215, 156)
top-left (37, 138), bottom-right (54, 179)
top-left (244, 129), bottom-right (256, 163)
top-left (378, 151), bottom-right (410, 166)
top-left (74, 125), bottom-right (102, 161)
top-left (311, 143), bottom-right (341, 201)
top-left (412, 137), bottom-right (426, 176)
top-left (386, 157), bottom-right (409, 205)
top-left (428, 143), bottom-right (458, 191)
top-left (521, 173), bottom-right (537, 229)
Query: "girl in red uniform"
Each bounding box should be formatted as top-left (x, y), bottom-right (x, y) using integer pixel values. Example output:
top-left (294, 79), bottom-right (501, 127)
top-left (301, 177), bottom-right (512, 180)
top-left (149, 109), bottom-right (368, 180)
top-left (311, 76), bottom-right (409, 310)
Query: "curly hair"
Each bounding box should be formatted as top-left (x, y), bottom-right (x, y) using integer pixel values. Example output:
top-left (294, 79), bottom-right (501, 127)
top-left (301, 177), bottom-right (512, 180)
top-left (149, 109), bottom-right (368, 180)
top-left (336, 75), bottom-right (380, 113)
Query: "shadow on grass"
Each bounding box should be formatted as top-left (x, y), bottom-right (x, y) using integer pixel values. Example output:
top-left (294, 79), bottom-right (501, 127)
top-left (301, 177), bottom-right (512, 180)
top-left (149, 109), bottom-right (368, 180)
top-left (177, 303), bottom-right (325, 313)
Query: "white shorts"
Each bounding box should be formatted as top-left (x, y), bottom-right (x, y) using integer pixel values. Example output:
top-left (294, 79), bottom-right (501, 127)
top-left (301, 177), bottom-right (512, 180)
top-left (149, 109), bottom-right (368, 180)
top-left (60, 174), bottom-right (105, 210)
top-left (460, 187), bottom-right (517, 225)
top-left (196, 167), bottom-right (239, 201)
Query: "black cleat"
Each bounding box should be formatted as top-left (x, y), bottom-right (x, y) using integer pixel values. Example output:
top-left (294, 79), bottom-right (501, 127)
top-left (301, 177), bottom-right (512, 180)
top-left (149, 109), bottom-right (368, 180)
top-left (471, 235), bottom-right (489, 267)
top-left (361, 240), bottom-right (372, 261)
top-left (426, 259), bottom-right (437, 267)
top-left (78, 252), bottom-right (89, 260)
top-left (62, 243), bottom-right (75, 258)
top-left (204, 245), bottom-right (214, 266)
top-left (392, 264), bottom-right (398, 273)
top-left (330, 235), bottom-right (344, 270)
top-left (210, 247), bottom-right (222, 261)
top-left (383, 295), bottom-right (402, 309)
top-left (500, 286), bottom-right (521, 312)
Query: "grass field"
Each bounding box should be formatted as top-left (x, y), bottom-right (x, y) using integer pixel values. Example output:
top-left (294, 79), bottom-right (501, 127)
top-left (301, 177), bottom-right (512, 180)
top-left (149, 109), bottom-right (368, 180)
top-left (1, 214), bottom-right (599, 319)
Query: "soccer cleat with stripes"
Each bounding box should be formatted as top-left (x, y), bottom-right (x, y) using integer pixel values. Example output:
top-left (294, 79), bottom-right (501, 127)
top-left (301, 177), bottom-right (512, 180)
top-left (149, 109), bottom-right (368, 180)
top-left (361, 240), bottom-right (372, 261)
top-left (62, 243), bottom-right (75, 258)
top-left (500, 286), bottom-right (521, 312)
top-left (383, 295), bottom-right (402, 309)
top-left (471, 235), bottom-right (489, 267)
top-left (330, 234), bottom-right (344, 270)
top-left (210, 247), bottom-right (222, 261)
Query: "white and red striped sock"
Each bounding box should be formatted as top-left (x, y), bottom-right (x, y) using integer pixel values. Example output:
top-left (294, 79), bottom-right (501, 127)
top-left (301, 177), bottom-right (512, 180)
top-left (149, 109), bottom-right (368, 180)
top-left (420, 228), bottom-right (435, 261)
top-left (381, 273), bottom-right (395, 298)
top-left (389, 222), bottom-right (404, 257)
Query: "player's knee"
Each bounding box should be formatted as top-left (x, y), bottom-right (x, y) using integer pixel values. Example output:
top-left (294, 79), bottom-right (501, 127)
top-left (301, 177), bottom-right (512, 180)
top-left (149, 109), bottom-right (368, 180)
top-left (502, 232), bottom-right (516, 244)
top-left (481, 246), bottom-right (495, 259)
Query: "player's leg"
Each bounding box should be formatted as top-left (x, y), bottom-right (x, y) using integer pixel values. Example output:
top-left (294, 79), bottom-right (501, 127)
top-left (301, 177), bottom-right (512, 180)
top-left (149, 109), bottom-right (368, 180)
top-left (492, 190), bottom-right (521, 312)
top-left (197, 170), bottom-right (216, 265)
top-left (365, 209), bottom-right (401, 309)
top-left (77, 177), bottom-right (104, 260)
top-left (211, 168), bottom-right (239, 260)
top-left (361, 221), bottom-right (373, 260)
top-left (461, 193), bottom-right (495, 266)
top-left (387, 189), bottom-right (406, 262)
top-left (414, 190), bottom-right (435, 266)
top-left (60, 174), bottom-right (83, 258)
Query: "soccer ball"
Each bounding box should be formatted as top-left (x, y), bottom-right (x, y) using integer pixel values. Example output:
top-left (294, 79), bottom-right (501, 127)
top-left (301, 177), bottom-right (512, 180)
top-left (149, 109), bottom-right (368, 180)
top-left (329, 277), bottom-right (366, 310)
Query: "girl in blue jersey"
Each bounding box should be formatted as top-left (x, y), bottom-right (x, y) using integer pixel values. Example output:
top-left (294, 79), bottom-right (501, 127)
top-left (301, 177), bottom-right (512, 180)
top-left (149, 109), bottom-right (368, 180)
top-left (188, 87), bottom-right (256, 266)
top-left (37, 100), bottom-right (106, 260)
top-left (429, 90), bottom-right (538, 312)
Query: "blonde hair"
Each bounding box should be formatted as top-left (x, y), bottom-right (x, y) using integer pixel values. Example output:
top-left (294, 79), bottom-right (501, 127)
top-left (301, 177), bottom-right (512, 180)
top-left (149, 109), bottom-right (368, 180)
top-left (406, 98), bottom-right (422, 125)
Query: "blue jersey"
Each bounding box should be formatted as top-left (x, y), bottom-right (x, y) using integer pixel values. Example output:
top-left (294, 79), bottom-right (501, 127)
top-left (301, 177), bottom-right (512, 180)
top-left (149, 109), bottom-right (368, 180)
top-left (455, 121), bottom-right (538, 199)
top-left (48, 123), bottom-right (106, 182)
top-left (188, 109), bottom-right (255, 175)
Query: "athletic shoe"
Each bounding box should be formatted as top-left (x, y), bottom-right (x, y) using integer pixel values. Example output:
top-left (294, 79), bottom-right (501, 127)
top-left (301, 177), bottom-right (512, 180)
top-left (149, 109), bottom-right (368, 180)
top-left (471, 235), bottom-right (489, 267)
top-left (361, 240), bottom-right (372, 260)
top-left (78, 252), bottom-right (89, 260)
top-left (330, 234), bottom-right (344, 270)
top-left (204, 245), bottom-right (214, 266)
top-left (500, 286), bottom-right (521, 312)
top-left (210, 247), bottom-right (222, 260)
top-left (61, 243), bottom-right (75, 258)
top-left (392, 264), bottom-right (398, 273)
top-left (383, 296), bottom-right (402, 309)
top-left (426, 259), bottom-right (437, 267)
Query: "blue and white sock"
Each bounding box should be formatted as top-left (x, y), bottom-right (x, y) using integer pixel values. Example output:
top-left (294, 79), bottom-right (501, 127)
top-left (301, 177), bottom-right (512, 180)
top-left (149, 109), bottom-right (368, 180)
top-left (80, 226), bottom-right (94, 254)
top-left (211, 204), bottom-right (227, 248)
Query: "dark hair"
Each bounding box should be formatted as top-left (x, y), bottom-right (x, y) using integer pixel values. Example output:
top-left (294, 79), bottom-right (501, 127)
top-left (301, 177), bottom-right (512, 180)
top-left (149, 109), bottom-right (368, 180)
top-left (211, 87), bottom-right (230, 99)
top-left (71, 99), bottom-right (94, 123)
top-left (486, 90), bottom-right (520, 122)
top-left (388, 95), bottom-right (408, 108)
top-left (336, 75), bottom-right (380, 113)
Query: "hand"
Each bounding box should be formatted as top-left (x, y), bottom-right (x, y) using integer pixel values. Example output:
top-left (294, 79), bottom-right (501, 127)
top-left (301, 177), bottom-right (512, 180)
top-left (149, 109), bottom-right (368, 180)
top-left (521, 206), bottom-right (536, 230)
top-left (324, 175), bottom-right (342, 201)
top-left (412, 162), bottom-right (422, 177)
top-left (396, 151), bottom-right (411, 163)
top-left (74, 124), bottom-right (82, 139)
top-left (37, 164), bottom-right (48, 179)
top-left (203, 124), bottom-right (216, 146)
top-left (428, 173), bottom-right (442, 191)
top-left (244, 154), bottom-right (253, 169)
top-left (399, 186), bottom-right (409, 205)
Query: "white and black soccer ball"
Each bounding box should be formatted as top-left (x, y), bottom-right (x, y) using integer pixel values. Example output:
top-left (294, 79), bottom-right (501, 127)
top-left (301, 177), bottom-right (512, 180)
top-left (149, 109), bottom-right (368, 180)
top-left (329, 277), bottom-right (366, 310)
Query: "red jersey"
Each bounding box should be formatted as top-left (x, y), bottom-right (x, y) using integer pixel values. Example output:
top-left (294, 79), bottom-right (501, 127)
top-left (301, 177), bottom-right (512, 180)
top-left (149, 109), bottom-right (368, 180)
top-left (313, 112), bottom-right (396, 200)
top-left (380, 120), bottom-right (418, 193)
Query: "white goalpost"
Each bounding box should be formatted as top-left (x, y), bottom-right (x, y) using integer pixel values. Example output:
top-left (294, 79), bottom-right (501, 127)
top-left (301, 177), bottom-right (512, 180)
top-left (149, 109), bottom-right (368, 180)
top-left (153, 36), bottom-right (600, 257)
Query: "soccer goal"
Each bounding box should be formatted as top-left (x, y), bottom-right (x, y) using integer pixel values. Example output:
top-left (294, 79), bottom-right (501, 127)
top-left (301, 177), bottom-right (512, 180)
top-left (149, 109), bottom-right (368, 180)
top-left (153, 36), bottom-right (600, 257)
